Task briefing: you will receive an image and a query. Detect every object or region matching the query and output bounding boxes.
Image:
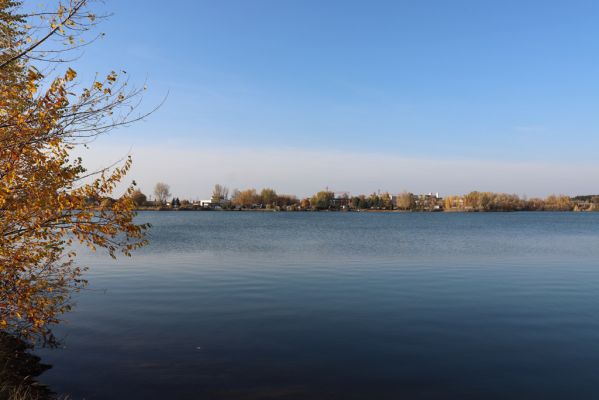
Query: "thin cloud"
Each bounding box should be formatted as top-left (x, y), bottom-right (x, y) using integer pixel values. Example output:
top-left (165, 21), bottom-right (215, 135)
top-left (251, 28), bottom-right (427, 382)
top-left (76, 144), bottom-right (599, 200)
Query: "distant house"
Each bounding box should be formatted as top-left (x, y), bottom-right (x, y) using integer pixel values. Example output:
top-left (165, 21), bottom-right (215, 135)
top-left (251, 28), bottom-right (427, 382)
top-left (195, 200), bottom-right (213, 208)
top-left (415, 192), bottom-right (444, 211)
top-left (332, 192), bottom-right (350, 209)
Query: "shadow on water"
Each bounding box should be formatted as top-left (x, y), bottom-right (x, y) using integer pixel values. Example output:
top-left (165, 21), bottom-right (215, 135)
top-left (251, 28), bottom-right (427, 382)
top-left (0, 333), bottom-right (56, 400)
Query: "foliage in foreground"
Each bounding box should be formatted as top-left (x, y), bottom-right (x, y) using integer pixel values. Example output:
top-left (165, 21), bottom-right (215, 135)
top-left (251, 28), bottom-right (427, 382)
top-left (0, 0), bottom-right (149, 340)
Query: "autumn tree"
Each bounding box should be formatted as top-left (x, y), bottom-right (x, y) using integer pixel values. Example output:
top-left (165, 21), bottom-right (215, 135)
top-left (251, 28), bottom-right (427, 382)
top-left (0, 0), bottom-right (150, 339)
top-left (310, 190), bottom-right (334, 210)
top-left (395, 192), bottom-right (415, 210)
top-left (367, 193), bottom-right (381, 209)
top-left (443, 195), bottom-right (462, 210)
top-left (380, 192), bottom-right (393, 210)
top-left (464, 191), bottom-right (481, 210)
top-left (544, 194), bottom-right (572, 211)
top-left (276, 194), bottom-right (298, 208)
top-left (299, 198), bottom-right (311, 209)
top-left (260, 188), bottom-right (277, 208)
top-left (211, 184), bottom-right (228, 204)
top-left (526, 197), bottom-right (545, 211)
top-left (358, 195), bottom-right (370, 209)
top-left (231, 188), bottom-right (258, 208)
top-left (131, 189), bottom-right (147, 207)
top-left (154, 182), bottom-right (171, 205)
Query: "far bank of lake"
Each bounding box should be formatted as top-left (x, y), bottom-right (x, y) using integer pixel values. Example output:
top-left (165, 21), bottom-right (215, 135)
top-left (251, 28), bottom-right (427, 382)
top-left (134, 206), bottom-right (598, 213)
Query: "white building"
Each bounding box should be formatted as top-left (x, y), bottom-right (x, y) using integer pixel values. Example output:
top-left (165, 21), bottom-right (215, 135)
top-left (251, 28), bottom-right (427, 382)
top-left (196, 200), bottom-right (213, 207)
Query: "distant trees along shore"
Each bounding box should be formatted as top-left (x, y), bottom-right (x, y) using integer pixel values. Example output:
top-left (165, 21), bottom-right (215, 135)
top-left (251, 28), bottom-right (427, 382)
top-left (122, 184), bottom-right (599, 212)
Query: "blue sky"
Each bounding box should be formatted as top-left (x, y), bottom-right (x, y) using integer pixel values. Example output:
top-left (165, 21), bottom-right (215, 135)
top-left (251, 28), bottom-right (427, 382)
top-left (72, 0), bottom-right (599, 198)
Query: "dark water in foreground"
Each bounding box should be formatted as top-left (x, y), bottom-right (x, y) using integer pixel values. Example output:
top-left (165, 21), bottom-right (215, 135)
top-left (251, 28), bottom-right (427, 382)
top-left (36, 212), bottom-right (599, 399)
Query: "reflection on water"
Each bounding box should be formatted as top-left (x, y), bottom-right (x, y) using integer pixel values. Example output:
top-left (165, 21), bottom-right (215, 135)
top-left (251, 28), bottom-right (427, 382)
top-left (0, 334), bottom-right (53, 400)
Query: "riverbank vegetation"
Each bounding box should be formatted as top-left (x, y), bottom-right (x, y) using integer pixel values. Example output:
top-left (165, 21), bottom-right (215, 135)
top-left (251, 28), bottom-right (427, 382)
top-left (0, 333), bottom-right (54, 400)
top-left (128, 184), bottom-right (598, 212)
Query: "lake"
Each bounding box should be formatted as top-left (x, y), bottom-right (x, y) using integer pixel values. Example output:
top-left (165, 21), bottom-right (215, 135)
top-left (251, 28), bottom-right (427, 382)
top-left (36, 212), bottom-right (599, 399)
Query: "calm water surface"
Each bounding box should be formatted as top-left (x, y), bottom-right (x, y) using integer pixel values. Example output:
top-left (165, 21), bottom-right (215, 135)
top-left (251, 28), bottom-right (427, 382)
top-left (37, 212), bottom-right (599, 399)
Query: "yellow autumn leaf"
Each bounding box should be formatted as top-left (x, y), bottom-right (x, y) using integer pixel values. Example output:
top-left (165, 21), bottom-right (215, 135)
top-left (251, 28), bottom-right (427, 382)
top-left (107, 71), bottom-right (117, 83)
top-left (65, 68), bottom-right (77, 81)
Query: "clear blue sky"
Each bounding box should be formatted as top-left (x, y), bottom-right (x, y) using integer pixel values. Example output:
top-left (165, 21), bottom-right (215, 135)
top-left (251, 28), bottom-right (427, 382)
top-left (74, 0), bottom-right (599, 198)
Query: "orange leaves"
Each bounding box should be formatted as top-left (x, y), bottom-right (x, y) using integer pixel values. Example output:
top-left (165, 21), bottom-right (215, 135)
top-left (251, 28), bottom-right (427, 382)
top-left (1, 12), bottom-right (148, 341)
top-left (65, 68), bottom-right (77, 82)
top-left (25, 69), bottom-right (41, 96)
top-left (57, 4), bottom-right (65, 20)
top-left (107, 71), bottom-right (117, 83)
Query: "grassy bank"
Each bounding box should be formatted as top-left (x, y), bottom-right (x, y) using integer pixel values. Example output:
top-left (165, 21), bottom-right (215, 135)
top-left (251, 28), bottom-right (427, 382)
top-left (0, 335), bottom-right (54, 400)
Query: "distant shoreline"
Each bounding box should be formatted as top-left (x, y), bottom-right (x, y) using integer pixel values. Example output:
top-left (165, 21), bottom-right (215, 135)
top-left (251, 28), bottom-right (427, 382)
top-left (132, 187), bottom-right (599, 213)
top-left (133, 208), bottom-right (597, 213)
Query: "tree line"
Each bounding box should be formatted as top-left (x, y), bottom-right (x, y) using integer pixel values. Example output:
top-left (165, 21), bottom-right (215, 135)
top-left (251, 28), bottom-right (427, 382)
top-left (127, 184), bottom-right (599, 212)
top-left (443, 192), bottom-right (588, 212)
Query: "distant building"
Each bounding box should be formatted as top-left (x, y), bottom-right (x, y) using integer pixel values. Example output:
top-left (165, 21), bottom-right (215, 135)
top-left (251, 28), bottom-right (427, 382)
top-left (195, 200), bottom-right (213, 208)
top-left (414, 192), bottom-right (443, 211)
top-left (332, 192), bottom-right (350, 209)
